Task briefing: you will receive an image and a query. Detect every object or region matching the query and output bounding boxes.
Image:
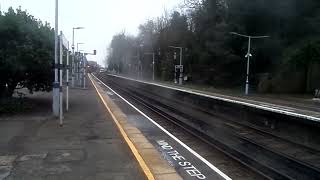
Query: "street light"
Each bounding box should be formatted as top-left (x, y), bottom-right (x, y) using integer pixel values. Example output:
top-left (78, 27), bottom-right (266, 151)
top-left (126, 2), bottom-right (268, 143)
top-left (72, 27), bottom-right (84, 87)
top-left (144, 52), bottom-right (155, 81)
top-left (53, 0), bottom-right (59, 117)
top-left (230, 32), bottom-right (269, 95)
top-left (135, 44), bottom-right (143, 79)
top-left (169, 46), bottom-right (183, 85)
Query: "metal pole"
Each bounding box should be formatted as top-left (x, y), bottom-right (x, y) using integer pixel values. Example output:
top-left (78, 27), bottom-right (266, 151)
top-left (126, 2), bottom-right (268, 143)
top-left (138, 49), bottom-right (140, 79)
top-left (66, 42), bottom-right (69, 111)
top-left (83, 55), bottom-right (86, 88)
top-left (77, 44), bottom-right (81, 86)
top-left (78, 55), bottom-right (81, 86)
top-left (77, 47), bottom-right (79, 85)
top-left (77, 55), bottom-right (79, 85)
top-left (245, 37), bottom-right (251, 95)
top-left (230, 32), bottom-right (269, 95)
top-left (81, 54), bottom-right (84, 86)
top-left (76, 55), bottom-right (79, 86)
top-left (71, 29), bottom-right (75, 87)
top-left (59, 31), bottom-right (63, 126)
top-left (179, 47), bottom-right (183, 85)
top-left (174, 67), bottom-right (177, 84)
top-left (152, 53), bottom-right (155, 81)
top-left (78, 54), bottom-right (80, 85)
top-left (53, 0), bottom-right (59, 117)
top-left (169, 46), bottom-right (184, 85)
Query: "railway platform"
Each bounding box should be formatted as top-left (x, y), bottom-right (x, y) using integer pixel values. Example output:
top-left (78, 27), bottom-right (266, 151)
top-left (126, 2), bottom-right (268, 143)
top-left (106, 74), bottom-right (320, 122)
top-left (0, 76), bottom-right (168, 180)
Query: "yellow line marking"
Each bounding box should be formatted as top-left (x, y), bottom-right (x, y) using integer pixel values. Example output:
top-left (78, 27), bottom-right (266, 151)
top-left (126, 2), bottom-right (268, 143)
top-left (89, 74), bottom-right (155, 180)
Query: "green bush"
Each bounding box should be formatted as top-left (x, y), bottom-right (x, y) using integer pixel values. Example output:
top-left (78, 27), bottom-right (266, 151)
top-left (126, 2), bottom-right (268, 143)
top-left (0, 8), bottom-right (54, 98)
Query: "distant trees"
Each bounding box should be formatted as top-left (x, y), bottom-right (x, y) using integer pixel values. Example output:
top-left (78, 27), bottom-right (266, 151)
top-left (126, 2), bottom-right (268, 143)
top-left (106, 0), bottom-right (320, 93)
top-left (0, 8), bottom-right (54, 98)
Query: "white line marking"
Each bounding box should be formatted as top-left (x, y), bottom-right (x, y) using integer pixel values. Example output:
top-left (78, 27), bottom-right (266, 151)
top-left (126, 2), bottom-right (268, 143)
top-left (92, 74), bottom-right (232, 180)
top-left (108, 74), bottom-right (320, 122)
top-left (256, 103), bottom-right (297, 112)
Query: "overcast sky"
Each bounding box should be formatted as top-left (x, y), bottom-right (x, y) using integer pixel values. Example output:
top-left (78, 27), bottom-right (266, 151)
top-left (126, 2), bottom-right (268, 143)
top-left (1, 0), bottom-right (182, 66)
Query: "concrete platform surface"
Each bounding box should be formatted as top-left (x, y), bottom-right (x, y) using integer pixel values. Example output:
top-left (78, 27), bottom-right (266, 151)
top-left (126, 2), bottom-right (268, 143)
top-left (0, 80), bottom-right (145, 179)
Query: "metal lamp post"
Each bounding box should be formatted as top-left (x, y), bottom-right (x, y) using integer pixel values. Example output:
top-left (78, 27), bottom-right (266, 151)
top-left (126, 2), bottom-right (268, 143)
top-left (71, 27), bottom-right (84, 87)
top-left (152, 53), bottom-right (155, 81)
top-left (136, 44), bottom-right (144, 79)
top-left (169, 46), bottom-right (183, 85)
top-left (230, 32), bottom-right (269, 95)
top-left (76, 43), bottom-right (84, 85)
top-left (53, 0), bottom-right (59, 117)
top-left (144, 52), bottom-right (155, 81)
top-left (78, 51), bottom-right (84, 87)
top-left (66, 46), bottom-right (70, 111)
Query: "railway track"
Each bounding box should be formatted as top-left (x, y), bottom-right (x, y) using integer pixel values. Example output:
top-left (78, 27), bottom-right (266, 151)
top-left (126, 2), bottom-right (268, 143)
top-left (97, 75), bottom-right (320, 180)
top-left (123, 80), bottom-right (320, 166)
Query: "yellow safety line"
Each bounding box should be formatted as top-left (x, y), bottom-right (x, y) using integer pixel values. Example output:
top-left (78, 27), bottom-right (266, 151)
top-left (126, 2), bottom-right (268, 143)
top-left (89, 74), bottom-right (155, 180)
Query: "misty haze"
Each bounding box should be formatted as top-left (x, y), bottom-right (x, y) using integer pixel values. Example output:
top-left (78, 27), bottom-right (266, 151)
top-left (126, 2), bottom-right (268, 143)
top-left (0, 0), bottom-right (320, 180)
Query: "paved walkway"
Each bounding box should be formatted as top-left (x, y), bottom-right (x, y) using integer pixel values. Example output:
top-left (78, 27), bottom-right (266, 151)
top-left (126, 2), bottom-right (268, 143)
top-left (0, 80), bottom-right (145, 179)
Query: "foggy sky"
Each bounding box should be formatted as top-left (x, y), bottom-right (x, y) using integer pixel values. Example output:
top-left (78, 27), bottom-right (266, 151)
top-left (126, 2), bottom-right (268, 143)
top-left (1, 0), bottom-right (182, 66)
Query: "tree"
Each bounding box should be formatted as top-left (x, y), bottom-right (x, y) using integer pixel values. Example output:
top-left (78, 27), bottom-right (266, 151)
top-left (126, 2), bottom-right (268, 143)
top-left (287, 40), bottom-right (320, 92)
top-left (0, 8), bottom-right (54, 98)
top-left (105, 0), bottom-right (320, 93)
top-left (107, 32), bottom-right (136, 74)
